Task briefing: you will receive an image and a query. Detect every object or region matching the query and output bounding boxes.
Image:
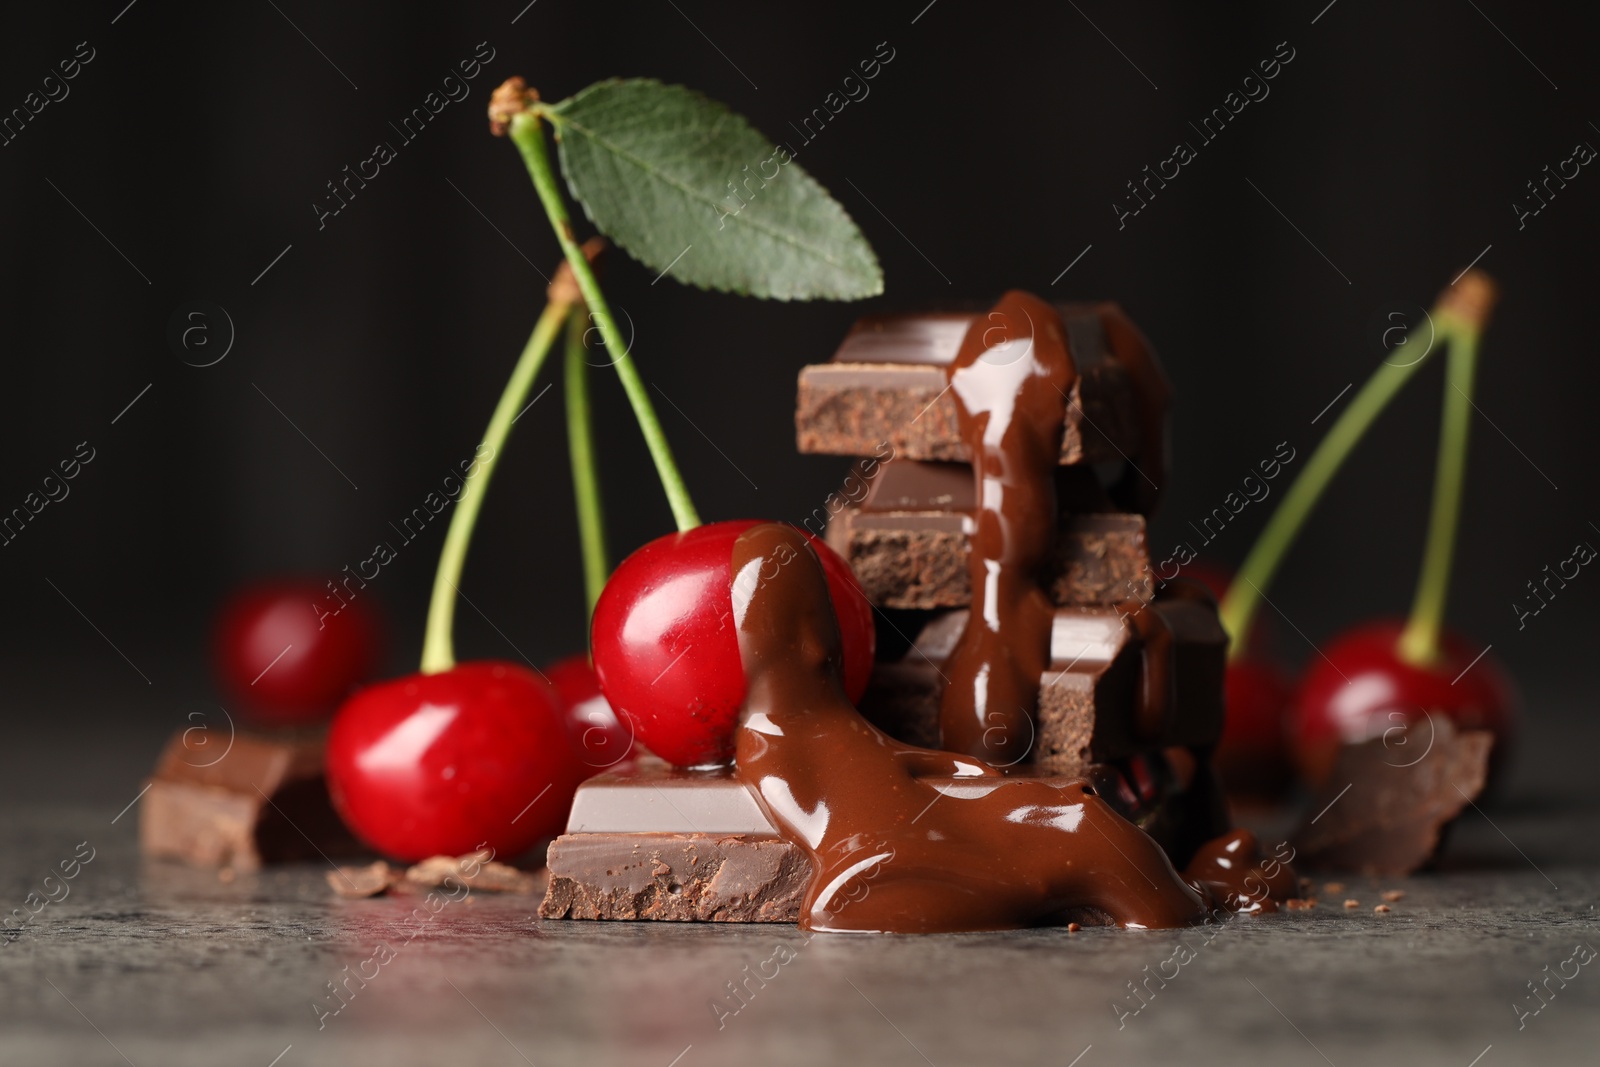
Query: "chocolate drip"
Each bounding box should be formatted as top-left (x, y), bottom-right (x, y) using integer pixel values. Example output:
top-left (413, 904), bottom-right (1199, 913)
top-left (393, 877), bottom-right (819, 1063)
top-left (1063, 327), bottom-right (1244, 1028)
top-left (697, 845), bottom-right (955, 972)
top-left (731, 522), bottom-right (1209, 932)
top-left (938, 292), bottom-right (1077, 762)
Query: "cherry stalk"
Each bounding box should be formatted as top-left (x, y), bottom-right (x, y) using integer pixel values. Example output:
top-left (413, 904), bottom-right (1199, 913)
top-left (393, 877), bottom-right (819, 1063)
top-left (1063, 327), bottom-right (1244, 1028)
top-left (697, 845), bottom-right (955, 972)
top-left (492, 79), bottom-right (701, 533)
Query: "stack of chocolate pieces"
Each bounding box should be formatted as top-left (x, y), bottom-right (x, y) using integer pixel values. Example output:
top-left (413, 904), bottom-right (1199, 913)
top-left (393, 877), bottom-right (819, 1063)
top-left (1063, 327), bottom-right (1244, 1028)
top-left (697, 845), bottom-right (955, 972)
top-left (807, 304), bottom-right (1224, 785)
top-left (542, 304), bottom-right (1240, 923)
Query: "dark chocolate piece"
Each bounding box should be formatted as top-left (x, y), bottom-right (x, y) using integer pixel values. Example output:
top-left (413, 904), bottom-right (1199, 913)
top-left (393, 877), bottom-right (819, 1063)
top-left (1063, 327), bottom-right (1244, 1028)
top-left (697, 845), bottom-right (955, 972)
top-left (140, 729), bottom-right (359, 870)
top-left (1291, 718), bottom-right (1494, 876)
top-left (794, 305), bottom-right (1151, 474)
top-left (541, 833), bottom-right (807, 922)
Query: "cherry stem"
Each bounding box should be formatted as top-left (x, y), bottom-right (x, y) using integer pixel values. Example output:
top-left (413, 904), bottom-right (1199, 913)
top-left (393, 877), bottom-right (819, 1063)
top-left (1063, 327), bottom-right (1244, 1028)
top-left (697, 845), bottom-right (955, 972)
top-left (507, 110), bottom-right (702, 533)
top-left (1219, 327), bottom-right (1443, 660)
top-left (420, 297), bottom-right (571, 674)
top-left (564, 308), bottom-right (610, 617)
top-left (1396, 321), bottom-right (1479, 666)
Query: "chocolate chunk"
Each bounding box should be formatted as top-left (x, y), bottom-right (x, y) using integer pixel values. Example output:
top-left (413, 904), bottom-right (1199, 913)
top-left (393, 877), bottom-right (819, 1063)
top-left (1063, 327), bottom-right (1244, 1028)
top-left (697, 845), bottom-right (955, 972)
top-left (826, 495), bottom-right (1152, 610)
top-left (794, 305), bottom-right (1151, 471)
top-left (140, 729), bottom-right (359, 870)
top-left (541, 833), bottom-right (808, 922)
top-left (1291, 718), bottom-right (1494, 876)
top-left (860, 600), bottom-right (1226, 776)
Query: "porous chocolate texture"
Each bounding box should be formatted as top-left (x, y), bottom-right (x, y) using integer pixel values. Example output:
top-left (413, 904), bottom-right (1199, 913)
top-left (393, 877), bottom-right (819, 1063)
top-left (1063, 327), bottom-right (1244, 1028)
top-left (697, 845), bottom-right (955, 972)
top-left (140, 729), bottom-right (359, 870)
top-left (541, 834), bottom-right (807, 922)
top-left (859, 601), bottom-right (1226, 777)
top-left (1291, 718), bottom-right (1494, 876)
top-left (824, 462), bottom-right (1153, 610)
top-left (794, 305), bottom-right (1148, 471)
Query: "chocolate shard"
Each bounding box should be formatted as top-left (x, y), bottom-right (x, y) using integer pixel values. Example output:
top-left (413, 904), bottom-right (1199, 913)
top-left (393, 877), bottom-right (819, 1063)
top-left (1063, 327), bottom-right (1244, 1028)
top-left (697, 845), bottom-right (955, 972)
top-left (541, 833), bottom-right (808, 922)
top-left (1291, 718), bottom-right (1494, 876)
top-left (859, 600), bottom-right (1226, 776)
top-left (795, 305), bottom-right (1150, 471)
top-left (825, 462), bottom-right (1153, 610)
top-left (140, 729), bottom-right (359, 870)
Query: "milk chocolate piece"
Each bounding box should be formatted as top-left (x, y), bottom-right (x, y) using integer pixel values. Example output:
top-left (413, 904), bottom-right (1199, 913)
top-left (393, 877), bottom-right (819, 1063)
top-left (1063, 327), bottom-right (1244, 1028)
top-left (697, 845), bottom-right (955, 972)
top-left (541, 833), bottom-right (807, 922)
top-left (140, 729), bottom-right (358, 870)
top-left (827, 474), bottom-right (1153, 610)
top-left (831, 462), bottom-right (1154, 610)
top-left (795, 305), bottom-right (1149, 469)
top-left (860, 599), bottom-right (1226, 776)
top-left (1291, 719), bottom-right (1494, 876)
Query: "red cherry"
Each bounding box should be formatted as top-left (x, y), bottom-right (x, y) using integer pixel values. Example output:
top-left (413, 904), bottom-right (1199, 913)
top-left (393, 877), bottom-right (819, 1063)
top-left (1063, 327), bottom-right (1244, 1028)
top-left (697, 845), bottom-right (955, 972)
top-left (590, 519), bottom-right (875, 768)
top-left (325, 661), bottom-right (584, 861)
top-left (545, 654), bottom-right (638, 771)
top-left (1289, 619), bottom-right (1517, 787)
top-left (1214, 656), bottom-right (1294, 800)
top-left (215, 580), bottom-right (381, 726)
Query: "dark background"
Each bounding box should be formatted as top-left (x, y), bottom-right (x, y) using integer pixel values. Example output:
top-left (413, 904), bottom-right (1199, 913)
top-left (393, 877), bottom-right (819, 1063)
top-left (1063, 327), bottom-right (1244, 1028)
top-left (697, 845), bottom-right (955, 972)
top-left (0, 0), bottom-right (1593, 780)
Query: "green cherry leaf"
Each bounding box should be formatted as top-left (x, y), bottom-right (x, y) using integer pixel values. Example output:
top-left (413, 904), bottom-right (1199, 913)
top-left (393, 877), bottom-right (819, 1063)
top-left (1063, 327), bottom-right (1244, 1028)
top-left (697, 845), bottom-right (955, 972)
top-left (546, 79), bottom-right (882, 302)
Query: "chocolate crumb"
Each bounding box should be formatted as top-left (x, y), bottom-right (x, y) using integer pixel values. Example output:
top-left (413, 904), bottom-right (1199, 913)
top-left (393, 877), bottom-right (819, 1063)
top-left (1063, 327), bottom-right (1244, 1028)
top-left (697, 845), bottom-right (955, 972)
top-left (1068, 922), bottom-right (1082, 932)
top-left (1374, 904), bottom-right (1392, 913)
top-left (406, 853), bottom-right (542, 894)
top-left (328, 861), bottom-right (400, 899)
top-left (1343, 899), bottom-right (1360, 909)
top-left (1381, 889), bottom-right (1405, 902)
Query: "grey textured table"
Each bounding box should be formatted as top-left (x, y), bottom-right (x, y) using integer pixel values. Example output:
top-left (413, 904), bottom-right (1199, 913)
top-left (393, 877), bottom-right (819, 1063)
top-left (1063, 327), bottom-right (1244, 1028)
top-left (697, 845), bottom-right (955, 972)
top-left (3, 690), bottom-right (1597, 1066)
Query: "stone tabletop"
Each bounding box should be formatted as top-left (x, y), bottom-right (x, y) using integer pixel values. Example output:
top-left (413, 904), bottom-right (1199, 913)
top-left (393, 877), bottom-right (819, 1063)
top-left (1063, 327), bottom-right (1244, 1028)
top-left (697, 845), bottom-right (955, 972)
top-left (3, 701), bottom-right (1597, 1066)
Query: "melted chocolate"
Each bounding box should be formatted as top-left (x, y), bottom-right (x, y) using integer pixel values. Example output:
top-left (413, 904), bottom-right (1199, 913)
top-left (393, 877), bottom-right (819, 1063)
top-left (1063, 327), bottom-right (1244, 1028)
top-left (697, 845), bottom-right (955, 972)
top-left (1183, 828), bottom-right (1298, 914)
top-left (731, 522), bottom-right (1210, 932)
top-left (937, 292), bottom-right (1077, 762)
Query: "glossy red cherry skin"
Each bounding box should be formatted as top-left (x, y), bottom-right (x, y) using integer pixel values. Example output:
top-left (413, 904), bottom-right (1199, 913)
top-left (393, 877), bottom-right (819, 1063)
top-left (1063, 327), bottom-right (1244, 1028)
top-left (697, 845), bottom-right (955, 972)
top-left (545, 654), bottom-right (638, 771)
top-left (591, 519), bottom-right (875, 768)
top-left (215, 580), bottom-right (381, 726)
top-left (1289, 619), bottom-right (1517, 787)
top-left (1214, 657), bottom-right (1294, 800)
top-left (325, 661), bottom-right (584, 861)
